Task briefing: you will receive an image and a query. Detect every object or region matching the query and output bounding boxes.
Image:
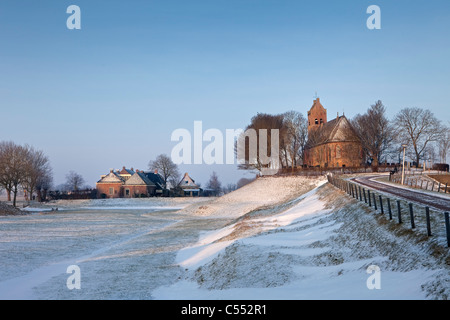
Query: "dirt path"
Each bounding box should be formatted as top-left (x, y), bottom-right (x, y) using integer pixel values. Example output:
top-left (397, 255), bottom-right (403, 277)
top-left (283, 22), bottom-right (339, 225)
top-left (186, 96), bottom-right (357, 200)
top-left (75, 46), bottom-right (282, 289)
top-left (352, 175), bottom-right (450, 212)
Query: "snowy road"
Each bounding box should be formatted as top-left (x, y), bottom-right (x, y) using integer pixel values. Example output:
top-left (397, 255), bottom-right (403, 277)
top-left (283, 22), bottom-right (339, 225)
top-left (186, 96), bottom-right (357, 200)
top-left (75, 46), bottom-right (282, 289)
top-left (352, 175), bottom-right (450, 212)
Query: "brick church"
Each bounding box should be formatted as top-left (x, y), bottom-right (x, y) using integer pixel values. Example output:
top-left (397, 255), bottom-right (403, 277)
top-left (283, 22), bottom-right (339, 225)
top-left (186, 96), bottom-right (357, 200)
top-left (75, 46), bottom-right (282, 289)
top-left (304, 98), bottom-right (363, 168)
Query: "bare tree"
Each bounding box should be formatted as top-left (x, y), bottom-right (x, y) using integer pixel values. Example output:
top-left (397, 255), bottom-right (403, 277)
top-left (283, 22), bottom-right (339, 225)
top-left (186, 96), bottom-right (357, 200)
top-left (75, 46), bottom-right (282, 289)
top-left (22, 146), bottom-right (52, 202)
top-left (36, 169), bottom-right (53, 202)
top-left (438, 128), bottom-right (450, 164)
top-left (282, 111), bottom-right (308, 171)
top-left (352, 101), bottom-right (395, 168)
top-left (236, 113), bottom-right (285, 172)
top-left (65, 171), bottom-right (85, 192)
top-left (0, 141), bottom-right (29, 207)
top-left (394, 107), bottom-right (447, 168)
top-left (222, 183), bottom-right (237, 194)
top-left (206, 171), bottom-right (222, 196)
top-left (148, 154), bottom-right (180, 189)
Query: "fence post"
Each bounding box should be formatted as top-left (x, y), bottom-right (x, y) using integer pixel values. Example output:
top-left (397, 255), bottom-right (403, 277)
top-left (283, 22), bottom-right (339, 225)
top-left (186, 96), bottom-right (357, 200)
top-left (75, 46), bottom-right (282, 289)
top-left (397, 200), bottom-right (402, 224)
top-left (445, 183), bottom-right (448, 194)
top-left (363, 188), bottom-right (367, 203)
top-left (379, 195), bottom-right (384, 214)
top-left (445, 212), bottom-right (450, 248)
top-left (425, 207), bottom-right (432, 237)
top-left (426, 181), bottom-right (429, 191)
top-left (387, 198), bottom-right (392, 220)
top-left (359, 186), bottom-right (362, 202)
top-left (368, 190), bottom-right (372, 207)
top-left (431, 182), bottom-right (435, 192)
top-left (373, 193), bottom-right (377, 211)
top-left (438, 182), bottom-right (441, 193)
top-left (409, 203), bottom-right (415, 229)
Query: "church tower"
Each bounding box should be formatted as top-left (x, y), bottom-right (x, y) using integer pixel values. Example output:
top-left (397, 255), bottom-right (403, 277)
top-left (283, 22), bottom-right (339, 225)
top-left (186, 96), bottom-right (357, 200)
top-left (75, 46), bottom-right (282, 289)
top-left (307, 98), bottom-right (327, 133)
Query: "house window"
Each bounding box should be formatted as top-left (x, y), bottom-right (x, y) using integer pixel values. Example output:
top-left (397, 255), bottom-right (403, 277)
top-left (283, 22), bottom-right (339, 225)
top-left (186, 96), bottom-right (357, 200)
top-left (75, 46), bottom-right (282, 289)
top-left (125, 189), bottom-right (130, 196)
top-left (320, 119), bottom-right (323, 124)
top-left (315, 119), bottom-right (318, 125)
top-left (109, 187), bottom-right (114, 195)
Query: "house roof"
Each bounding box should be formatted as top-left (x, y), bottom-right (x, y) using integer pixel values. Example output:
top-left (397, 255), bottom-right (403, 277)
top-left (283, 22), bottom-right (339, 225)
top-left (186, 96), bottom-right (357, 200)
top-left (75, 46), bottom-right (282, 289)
top-left (119, 167), bottom-right (135, 175)
top-left (144, 172), bottom-right (165, 189)
top-left (178, 172), bottom-right (199, 189)
top-left (124, 172), bottom-right (155, 186)
top-left (97, 171), bottom-right (124, 184)
top-left (306, 116), bottom-right (360, 149)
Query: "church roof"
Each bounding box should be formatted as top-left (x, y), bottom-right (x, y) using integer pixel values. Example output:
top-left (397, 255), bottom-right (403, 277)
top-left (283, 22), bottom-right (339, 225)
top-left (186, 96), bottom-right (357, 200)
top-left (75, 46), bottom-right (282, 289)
top-left (306, 115), bottom-right (360, 148)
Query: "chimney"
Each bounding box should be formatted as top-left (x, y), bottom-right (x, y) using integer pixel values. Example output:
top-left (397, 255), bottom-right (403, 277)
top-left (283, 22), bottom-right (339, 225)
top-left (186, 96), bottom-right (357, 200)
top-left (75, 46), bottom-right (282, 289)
top-left (131, 167), bottom-right (134, 171)
top-left (154, 169), bottom-right (158, 174)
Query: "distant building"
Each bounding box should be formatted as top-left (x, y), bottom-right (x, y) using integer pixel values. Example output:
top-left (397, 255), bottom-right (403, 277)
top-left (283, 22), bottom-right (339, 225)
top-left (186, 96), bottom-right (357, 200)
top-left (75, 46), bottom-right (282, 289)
top-left (177, 172), bottom-right (202, 197)
top-left (96, 167), bottom-right (166, 198)
top-left (304, 98), bottom-right (363, 168)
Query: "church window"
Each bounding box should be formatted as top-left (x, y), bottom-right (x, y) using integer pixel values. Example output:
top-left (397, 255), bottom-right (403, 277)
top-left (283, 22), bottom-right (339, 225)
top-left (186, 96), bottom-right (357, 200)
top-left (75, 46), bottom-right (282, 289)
top-left (315, 119), bottom-right (318, 125)
top-left (336, 145), bottom-right (342, 159)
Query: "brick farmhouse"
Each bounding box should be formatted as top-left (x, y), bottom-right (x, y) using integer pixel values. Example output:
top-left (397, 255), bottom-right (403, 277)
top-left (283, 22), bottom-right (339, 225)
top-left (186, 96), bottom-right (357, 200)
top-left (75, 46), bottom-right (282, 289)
top-left (96, 167), bottom-right (165, 198)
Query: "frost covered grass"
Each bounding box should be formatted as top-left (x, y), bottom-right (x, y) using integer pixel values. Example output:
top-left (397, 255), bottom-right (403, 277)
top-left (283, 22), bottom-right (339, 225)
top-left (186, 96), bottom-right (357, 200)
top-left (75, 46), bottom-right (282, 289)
top-left (155, 182), bottom-right (450, 300)
top-left (0, 176), bottom-right (448, 300)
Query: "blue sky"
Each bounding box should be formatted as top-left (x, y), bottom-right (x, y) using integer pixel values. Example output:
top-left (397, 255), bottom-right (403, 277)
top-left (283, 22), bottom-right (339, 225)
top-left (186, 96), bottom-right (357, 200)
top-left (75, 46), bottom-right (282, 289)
top-left (1, 0), bottom-right (449, 187)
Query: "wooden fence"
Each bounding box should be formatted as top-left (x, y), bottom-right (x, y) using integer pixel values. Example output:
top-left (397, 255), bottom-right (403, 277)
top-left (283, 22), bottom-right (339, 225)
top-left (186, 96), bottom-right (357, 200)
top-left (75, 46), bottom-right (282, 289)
top-left (390, 175), bottom-right (449, 194)
top-left (327, 175), bottom-right (450, 248)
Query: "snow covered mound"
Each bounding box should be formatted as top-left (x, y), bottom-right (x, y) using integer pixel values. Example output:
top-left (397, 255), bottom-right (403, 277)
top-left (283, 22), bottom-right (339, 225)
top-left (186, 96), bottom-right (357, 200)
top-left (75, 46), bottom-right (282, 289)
top-left (155, 182), bottom-right (450, 300)
top-left (182, 176), bottom-right (327, 218)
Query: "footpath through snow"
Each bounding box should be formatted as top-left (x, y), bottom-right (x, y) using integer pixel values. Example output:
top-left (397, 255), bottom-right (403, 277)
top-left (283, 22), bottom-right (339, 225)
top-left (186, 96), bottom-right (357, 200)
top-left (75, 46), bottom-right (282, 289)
top-left (155, 178), bottom-right (450, 300)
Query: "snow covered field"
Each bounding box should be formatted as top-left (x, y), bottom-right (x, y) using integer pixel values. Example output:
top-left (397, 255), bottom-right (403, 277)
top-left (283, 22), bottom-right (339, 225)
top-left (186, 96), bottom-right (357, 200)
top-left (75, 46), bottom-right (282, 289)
top-left (0, 176), bottom-right (448, 300)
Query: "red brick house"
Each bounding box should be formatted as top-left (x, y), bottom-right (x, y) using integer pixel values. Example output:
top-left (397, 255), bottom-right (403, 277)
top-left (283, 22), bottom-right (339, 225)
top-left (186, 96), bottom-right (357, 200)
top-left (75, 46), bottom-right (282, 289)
top-left (96, 167), bottom-right (165, 198)
top-left (304, 98), bottom-right (363, 168)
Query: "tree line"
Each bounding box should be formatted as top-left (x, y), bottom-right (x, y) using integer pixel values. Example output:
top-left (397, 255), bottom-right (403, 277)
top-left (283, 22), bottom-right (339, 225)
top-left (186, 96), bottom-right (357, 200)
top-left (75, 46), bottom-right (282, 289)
top-left (0, 141), bottom-right (94, 206)
top-left (148, 154), bottom-right (254, 196)
top-left (0, 141), bottom-right (53, 207)
top-left (237, 102), bottom-right (449, 172)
